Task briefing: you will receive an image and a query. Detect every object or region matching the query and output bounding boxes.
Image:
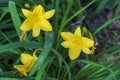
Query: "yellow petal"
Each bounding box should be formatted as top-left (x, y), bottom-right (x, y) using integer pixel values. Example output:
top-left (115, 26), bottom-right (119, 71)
top-left (61, 41), bottom-right (72, 48)
top-left (32, 26), bottom-right (41, 37)
top-left (14, 65), bottom-right (27, 76)
top-left (44, 9), bottom-right (55, 19)
top-left (21, 53), bottom-right (33, 66)
top-left (82, 37), bottom-right (94, 47)
top-left (40, 19), bottom-right (52, 31)
top-left (82, 47), bottom-right (93, 54)
top-left (33, 5), bottom-right (45, 14)
top-left (33, 49), bottom-right (41, 59)
top-left (69, 46), bottom-right (81, 60)
top-left (74, 26), bottom-right (81, 37)
top-left (26, 59), bottom-right (36, 72)
top-left (20, 19), bottom-right (33, 31)
top-left (61, 32), bottom-right (74, 40)
top-left (22, 9), bottom-right (32, 17)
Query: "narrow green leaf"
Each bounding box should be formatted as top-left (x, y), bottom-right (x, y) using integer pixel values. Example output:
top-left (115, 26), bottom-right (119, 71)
top-left (105, 70), bottom-right (120, 80)
top-left (9, 1), bottom-right (21, 36)
top-left (44, 77), bottom-right (58, 80)
top-left (114, 0), bottom-right (120, 17)
top-left (86, 68), bottom-right (105, 79)
top-left (93, 16), bottom-right (120, 35)
top-left (29, 32), bottom-right (54, 76)
top-left (0, 41), bottom-right (42, 54)
top-left (95, 45), bottom-right (120, 59)
top-left (0, 11), bottom-right (7, 22)
top-left (51, 48), bottom-right (71, 80)
top-left (0, 77), bottom-right (34, 80)
top-left (93, 0), bottom-right (109, 17)
top-left (35, 57), bottom-right (55, 80)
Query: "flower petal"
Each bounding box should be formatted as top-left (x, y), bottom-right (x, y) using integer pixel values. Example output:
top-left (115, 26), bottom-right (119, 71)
top-left (61, 32), bottom-right (74, 40)
top-left (26, 59), bottom-right (36, 72)
top-left (40, 19), bottom-right (52, 31)
top-left (74, 26), bottom-right (81, 37)
top-left (82, 47), bottom-right (93, 54)
top-left (33, 49), bottom-right (41, 59)
top-left (32, 26), bottom-right (41, 37)
top-left (61, 41), bottom-right (72, 48)
top-left (82, 37), bottom-right (94, 47)
top-left (22, 9), bottom-right (32, 17)
top-left (21, 53), bottom-right (33, 66)
top-left (14, 65), bottom-right (27, 76)
top-left (44, 9), bottom-right (55, 19)
top-left (69, 46), bottom-right (81, 60)
top-left (33, 5), bottom-right (45, 14)
top-left (20, 19), bottom-right (33, 31)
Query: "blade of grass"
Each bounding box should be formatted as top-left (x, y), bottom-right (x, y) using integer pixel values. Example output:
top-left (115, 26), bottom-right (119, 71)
top-left (0, 31), bottom-right (12, 43)
top-left (51, 48), bottom-right (71, 80)
top-left (0, 11), bottom-right (7, 21)
top-left (28, 32), bottom-right (54, 76)
top-left (93, 15), bottom-right (120, 35)
top-left (95, 45), bottom-right (120, 59)
top-left (52, 0), bottom-right (59, 34)
top-left (114, 0), bottom-right (120, 17)
top-left (86, 68), bottom-right (105, 79)
top-left (72, 64), bottom-right (91, 80)
top-left (9, 1), bottom-right (21, 36)
top-left (35, 57), bottom-right (55, 80)
top-left (93, 0), bottom-right (109, 17)
top-left (0, 77), bottom-right (34, 80)
top-left (44, 77), bottom-right (58, 80)
top-left (0, 41), bottom-right (42, 54)
top-left (105, 70), bottom-right (120, 80)
top-left (101, 50), bottom-right (120, 61)
top-left (57, 57), bottom-right (62, 78)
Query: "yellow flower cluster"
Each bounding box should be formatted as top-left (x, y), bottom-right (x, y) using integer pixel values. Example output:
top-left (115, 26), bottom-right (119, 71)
top-left (14, 4), bottom-right (95, 76)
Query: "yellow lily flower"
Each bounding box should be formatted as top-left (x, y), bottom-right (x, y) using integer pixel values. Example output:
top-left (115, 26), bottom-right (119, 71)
top-left (61, 26), bottom-right (94, 60)
top-left (14, 50), bottom-right (39, 76)
top-left (20, 5), bottom-right (55, 37)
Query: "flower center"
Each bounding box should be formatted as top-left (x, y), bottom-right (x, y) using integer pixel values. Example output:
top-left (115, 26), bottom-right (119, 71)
top-left (72, 37), bottom-right (82, 46)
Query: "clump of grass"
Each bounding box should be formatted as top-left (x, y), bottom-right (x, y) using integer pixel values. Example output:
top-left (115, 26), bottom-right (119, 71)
top-left (0, 0), bottom-right (120, 80)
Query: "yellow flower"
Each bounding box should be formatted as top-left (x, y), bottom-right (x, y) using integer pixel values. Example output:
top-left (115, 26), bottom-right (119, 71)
top-left (20, 5), bottom-right (55, 37)
top-left (14, 50), bottom-right (39, 76)
top-left (61, 26), bottom-right (94, 60)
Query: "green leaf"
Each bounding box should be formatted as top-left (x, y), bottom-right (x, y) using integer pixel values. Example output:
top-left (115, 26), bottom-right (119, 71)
top-left (9, 1), bottom-right (21, 36)
top-left (95, 45), bottom-right (120, 59)
top-left (93, 15), bottom-right (120, 35)
top-left (93, 0), bottom-right (109, 17)
top-left (35, 57), bottom-right (55, 80)
top-left (51, 48), bottom-right (71, 80)
top-left (0, 77), bottom-right (34, 80)
top-left (0, 41), bottom-right (42, 54)
top-left (29, 32), bottom-right (54, 76)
